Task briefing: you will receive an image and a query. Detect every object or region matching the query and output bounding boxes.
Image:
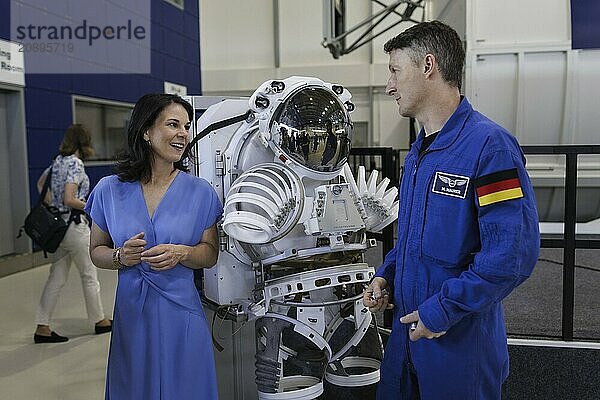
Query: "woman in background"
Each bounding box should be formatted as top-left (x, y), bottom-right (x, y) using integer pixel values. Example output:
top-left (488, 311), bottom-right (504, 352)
top-left (86, 94), bottom-right (222, 399)
top-left (33, 123), bottom-right (112, 343)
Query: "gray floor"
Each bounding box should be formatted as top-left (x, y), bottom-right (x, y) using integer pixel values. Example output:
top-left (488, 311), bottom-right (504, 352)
top-left (0, 247), bottom-right (598, 400)
top-left (504, 247), bottom-right (600, 340)
top-left (0, 264), bottom-right (117, 400)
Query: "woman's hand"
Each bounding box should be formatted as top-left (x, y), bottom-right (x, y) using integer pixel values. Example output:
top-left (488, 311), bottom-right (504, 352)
top-left (89, 226), bottom-right (146, 270)
top-left (140, 225), bottom-right (219, 271)
top-left (121, 232), bottom-right (147, 267)
top-left (141, 244), bottom-right (188, 271)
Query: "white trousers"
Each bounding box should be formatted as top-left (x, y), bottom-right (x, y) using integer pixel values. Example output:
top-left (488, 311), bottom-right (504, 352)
top-left (35, 221), bottom-right (106, 326)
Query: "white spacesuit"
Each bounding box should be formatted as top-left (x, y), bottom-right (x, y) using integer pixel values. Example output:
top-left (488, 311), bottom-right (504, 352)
top-left (186, 76), bottom-right (398, 400)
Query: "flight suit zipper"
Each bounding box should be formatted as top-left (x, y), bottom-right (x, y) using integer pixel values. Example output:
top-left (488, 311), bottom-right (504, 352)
top-left (403, 149), bottom-right (430, 373)
top-left (412, 150), bottom-right (428, 184)
top-left (400, 151), bottom-right (424, 373)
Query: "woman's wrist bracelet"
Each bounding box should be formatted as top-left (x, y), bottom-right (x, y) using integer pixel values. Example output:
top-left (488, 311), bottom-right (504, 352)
top-left (112, 247), bottom-right (126, 269)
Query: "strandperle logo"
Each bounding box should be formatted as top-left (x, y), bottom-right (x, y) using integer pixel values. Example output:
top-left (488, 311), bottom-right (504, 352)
top-left (10, 0), bottom-right (151, 74)
top-left (15, 20), bottom-right (146, 46)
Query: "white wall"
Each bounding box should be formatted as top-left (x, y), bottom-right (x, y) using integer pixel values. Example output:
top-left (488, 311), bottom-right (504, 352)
top-left (200, 0), bottom-right (423, 149)
top-left (465, 0), bottom-right (572, 144)
top-left (463, 0), bottom-right (600, 180)
top-left (467, 0), bottom-right (569, 46)
top-left (199, 0), bottom-right (597, 155)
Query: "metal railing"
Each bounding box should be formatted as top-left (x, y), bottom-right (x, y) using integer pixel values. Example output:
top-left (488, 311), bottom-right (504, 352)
top-left (349, 144), bottom-right (600, 341)
top-left (522, 145), bottom-right (600, 341)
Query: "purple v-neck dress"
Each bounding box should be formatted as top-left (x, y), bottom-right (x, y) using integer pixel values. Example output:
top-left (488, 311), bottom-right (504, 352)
top-left (85, 172), bottom-right (222, 400)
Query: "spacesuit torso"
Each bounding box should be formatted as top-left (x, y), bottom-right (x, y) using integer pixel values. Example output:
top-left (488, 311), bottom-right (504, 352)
top-left (190, 76), bottom-right (401, 400)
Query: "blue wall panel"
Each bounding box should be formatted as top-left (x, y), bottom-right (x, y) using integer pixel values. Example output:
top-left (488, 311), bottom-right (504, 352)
top-left (26, 128), bottom-right (64, 168)
top-left (184, 13), bottom-right (200, 39)
top-left (0, 2), bottom-right (8, 39)
top-left (87, 165), bottom-right (117, 189)
top-left (2, 0), bottom-right (201, 208)
top-left (571, 0), bottom-right (600, 49)
top-left (24, 88), bottom-right (72, 130)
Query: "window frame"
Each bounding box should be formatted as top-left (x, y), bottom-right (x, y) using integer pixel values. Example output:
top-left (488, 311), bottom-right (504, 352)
top-left (71, 95), bottom-right (135, 166)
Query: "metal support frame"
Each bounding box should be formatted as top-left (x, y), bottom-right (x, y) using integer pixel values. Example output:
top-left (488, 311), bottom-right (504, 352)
top-left (322, 0), bottom-right (424, 59)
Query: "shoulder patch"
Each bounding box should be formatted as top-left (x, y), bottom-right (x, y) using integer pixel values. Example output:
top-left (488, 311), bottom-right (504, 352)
top-left (432, 172), bottom-right (470, 199)
top-left (474, 168), bottom-right (523, 206)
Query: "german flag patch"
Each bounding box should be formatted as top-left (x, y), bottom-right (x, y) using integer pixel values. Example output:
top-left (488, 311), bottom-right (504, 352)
top-left (474, 168), bottom-right (523, 206)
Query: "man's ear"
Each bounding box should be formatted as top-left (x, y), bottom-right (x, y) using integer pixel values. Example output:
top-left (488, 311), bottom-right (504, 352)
top-left (423, 54), bottom-right (435, 74)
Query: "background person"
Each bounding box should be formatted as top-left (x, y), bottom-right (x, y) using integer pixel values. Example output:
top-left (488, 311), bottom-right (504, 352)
top-left (86, 94), bottom-right (222, 400)
top-left (33, 124), bottom-right (112, 344)
top-left (362, 21), bottom-right (540, 400)
top-left (320, 120), bottom-right (338, 166)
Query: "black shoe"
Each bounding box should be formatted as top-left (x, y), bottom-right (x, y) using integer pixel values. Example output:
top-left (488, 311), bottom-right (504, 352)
top-left (34, 331), bottom-right (69, 344)
top-left (95, 320), bottom-right (112, 335)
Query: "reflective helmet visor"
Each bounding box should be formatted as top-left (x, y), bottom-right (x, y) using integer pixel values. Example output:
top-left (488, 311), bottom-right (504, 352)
top-left (271, 86), bottom-right (352, 173)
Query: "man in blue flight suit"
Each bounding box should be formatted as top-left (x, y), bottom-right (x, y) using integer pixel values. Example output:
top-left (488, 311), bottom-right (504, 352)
top-left (362, 21), bottom-right (540, 399)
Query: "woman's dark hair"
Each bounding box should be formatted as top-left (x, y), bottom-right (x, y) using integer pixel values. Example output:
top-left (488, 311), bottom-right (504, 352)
top-left (59, 123), bottom-right (94, 160)
top-left (116, 93), bottom-right (194, 183)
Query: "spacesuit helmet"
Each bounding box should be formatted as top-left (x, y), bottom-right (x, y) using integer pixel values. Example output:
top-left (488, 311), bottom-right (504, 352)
top-left (270, 86), bottom-right (352, 173)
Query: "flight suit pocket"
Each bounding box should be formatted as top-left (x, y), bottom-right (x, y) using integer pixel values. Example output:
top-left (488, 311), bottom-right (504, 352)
top-left (421, 169), bottom-right (479, 267)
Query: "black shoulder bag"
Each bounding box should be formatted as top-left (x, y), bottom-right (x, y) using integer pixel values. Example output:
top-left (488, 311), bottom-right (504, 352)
top-left (18, 167), bottom-right (69, 255)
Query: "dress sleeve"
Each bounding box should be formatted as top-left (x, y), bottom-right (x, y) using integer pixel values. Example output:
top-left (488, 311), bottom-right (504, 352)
top-left (205, 186), bottom-right (224, 228)
top-left (85, 178), bottom-right (109, 233)
top-left (418, 146), bottom-right (540, 333)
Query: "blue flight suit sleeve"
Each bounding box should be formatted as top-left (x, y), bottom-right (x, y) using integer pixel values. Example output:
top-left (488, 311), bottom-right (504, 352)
top-left (374, 245), bottom-right (397, 287)
top-left (418, 144), bottom-right (540, 333)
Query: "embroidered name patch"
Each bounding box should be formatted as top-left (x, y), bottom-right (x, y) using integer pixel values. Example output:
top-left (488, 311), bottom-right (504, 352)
top-left (432, 172), bottom-right (470, 199)
top-left (473, 168), bottom-right (523, 206)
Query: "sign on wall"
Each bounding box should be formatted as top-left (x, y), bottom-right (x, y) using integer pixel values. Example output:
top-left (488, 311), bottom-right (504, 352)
top-left (164, 81), bottom-right (187, 96)
top-left (571, 0), bottom-right (600, 49)
top-left (0, 39), bottom-right (25, 86)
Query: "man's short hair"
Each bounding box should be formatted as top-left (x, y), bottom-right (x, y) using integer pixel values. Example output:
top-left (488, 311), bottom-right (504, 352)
top-left (384, 20), bottom-right (465, 89)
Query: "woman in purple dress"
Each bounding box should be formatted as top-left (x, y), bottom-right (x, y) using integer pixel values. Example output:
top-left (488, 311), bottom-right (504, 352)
top-left (86, 94), bottom-right (222, 399)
